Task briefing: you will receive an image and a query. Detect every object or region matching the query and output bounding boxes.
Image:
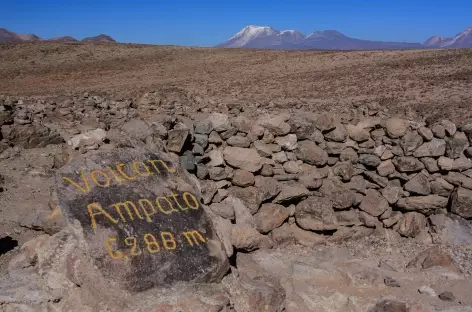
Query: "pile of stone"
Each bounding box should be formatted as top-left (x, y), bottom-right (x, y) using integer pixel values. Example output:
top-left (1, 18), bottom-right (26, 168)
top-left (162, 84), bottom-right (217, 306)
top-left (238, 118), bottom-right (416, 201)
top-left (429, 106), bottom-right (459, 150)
top-left (103, 110), bottom-right (472, 253)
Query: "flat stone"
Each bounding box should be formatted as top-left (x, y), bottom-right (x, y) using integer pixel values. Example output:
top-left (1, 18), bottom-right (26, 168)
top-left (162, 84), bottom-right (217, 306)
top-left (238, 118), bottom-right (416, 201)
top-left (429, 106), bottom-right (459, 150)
top-left (208, 166), bottom-right (229, 181)
top-left (274, 134), bottom-right (298, 150)
top-left (404, 172), bottom-right (431, 195)
top-left (418, 126), bottom-right (434, 141)
top-left (406, 245), bottom-right (461, 273)
top-left (430, 178), bottom-right (454, 197)
top-left (392, 156), bottom-right (425, 172)
top-left (298, 165), bottom-right (324, 190)
top-left (438, 156), bottom-right (454, 171)
top-left (340, 147), bottom-right (358, 163)
top-left (325, 141), bottom-right (346, 155)
top-left (335, 209), bottom-right (362, 226)
top-left (453, 157), bottom-right (472, 171)
top-left (231, 225), bottom-right (273, 251)
top-left (254, 140), bottom-right (280, 157)
top-left (332, 161), bottom-right (354, 181)
top-left (55, 148), bottom-right (228, 291)
top-left (359, 154), bottom-right (381, 168)
top-left (324, 123), bottom-right (347, 142)
top-left (273, 182), bottom-right (310, 204)
top-left (227, 135), bottom-right (251, 148)
top-left (272, 151), bottom-right (288, 163)
top-left (444, 172), bottom-right (472, 189)
top-left (377, 160), bottom-right (395, 176)
top-left (386, 117), bottom-right (409, 138)
top-left (446, 132), bottom-right (469, 159)
top-left (295, 196), bottom-right (338, 231)
top-left (396, 195), bottom-right (448, 213)
top-left (442, 120), bottom-right (457, 136)
top-left (382, 185), bottom-right (402, 204)
top-left (201, 180), bottom-right (218, 204)
top-left (194, 119), bottom-right (213, 134)
top-left (421, 157), bottom-right (439, 173)
top-left (413, 138), bottom-right (446, 157)
top-left (439, 291), bottom-right (455, 302)
top-left (166, 129), bottom-right (189, 153)
top-left (68, 128), bottom-right (106, 150)
top-left (232, 169), bottom-right (255, 187)
top-left (450, 187), bottom-right (472, 219)
top-left (254, 203), bottom-right (290, 233)
top-left (314, 113), bottom-right (335, 132)
top-left (208, 131), bottom-right (223, 144)
top-left (207, 149), bottom-right (225, 167)
top-left (223, 147), bottom-right (263, 172)
top-left (383, 211), bottom-right (403, 228)
top-left (209, 203), bottom-right (235, 220)
top-left (319, 178), bottom-right (357, 209)
top-left (283, 160), bottom-right (300, 174)
top-left (359, 189), bottom-right (389, 217)
top-left (295, 140), bottom-right (328, 166)
top-left (346, 124), bottom-right (370, 142)
top-left (364, 171), bottom-right (388, 187)
top-left (258, 114), bottom-right (291, 136)
top-left (395, 212), bottom-right (426, 238)
top-left (208, 113), bottom-right (231, 132)
top-left (400, 131), bottom-right (423, 156)
top-left (260, 164), bottom-right (274, 176)
top-left (121, 119), bottom-right (151, 142)
top-left (228, 186), bottom-right (263, 214)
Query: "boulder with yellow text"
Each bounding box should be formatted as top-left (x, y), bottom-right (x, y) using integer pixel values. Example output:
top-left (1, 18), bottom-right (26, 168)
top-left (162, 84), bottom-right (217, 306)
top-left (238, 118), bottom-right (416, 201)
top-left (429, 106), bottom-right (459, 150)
top-left (55, 147), bottom-right (229, 292)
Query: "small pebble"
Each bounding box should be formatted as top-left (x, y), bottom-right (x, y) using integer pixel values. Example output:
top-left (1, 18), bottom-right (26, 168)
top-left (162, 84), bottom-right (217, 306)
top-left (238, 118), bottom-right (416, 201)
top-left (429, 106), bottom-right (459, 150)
top-left (439, 291), bottom-right (455, 301)
top-left (384, 277), bottom-right (400, 287)
top-left (418, 285), bottom-right (437, 297)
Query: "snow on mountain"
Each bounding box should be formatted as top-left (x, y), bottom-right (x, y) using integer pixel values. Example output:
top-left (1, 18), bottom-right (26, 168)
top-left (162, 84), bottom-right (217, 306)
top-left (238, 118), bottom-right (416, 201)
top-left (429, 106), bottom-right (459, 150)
top-left (423, 27), bottom-right (472, 48)
top-left (217, 25), bottom-right (305, 49)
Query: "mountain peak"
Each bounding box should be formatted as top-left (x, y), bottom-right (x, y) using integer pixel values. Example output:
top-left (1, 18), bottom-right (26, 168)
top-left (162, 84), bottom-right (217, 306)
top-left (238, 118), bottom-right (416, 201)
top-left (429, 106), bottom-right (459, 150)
top-left (82, 34), bottom-right (116, 43)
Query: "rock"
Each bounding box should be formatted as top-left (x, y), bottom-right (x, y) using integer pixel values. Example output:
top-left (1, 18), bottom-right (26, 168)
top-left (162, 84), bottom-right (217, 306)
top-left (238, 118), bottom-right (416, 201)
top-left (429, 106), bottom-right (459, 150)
top-left (346, 124), bottom-right (370, 142)
top-left (392, 156), bottom-right (425, 172)
top-left (336, 209), bottom-right (362, 226)
top-left (442, 120), bottom-right (457, 136)
top-left (261, 164), bottom-right (274, 176)
top-left (225, 196), bottom-right (255, 227)
top-left (404, 172), bottom-right (431, 195)
top-left (194, 119), bottom-right (213, 134)
top-left (275, 134), bottom-right (298, 150)
top-left (258, 114), bottom-right (291, 136)
top-left (378, 160), bottom-right (395, 176)
top-left (121, 119), bottom-right (151, 142)
top-left (396, 212), bottom-right (427, 237)
top-left (453, 157), bottom-right (472, 171)
top-left (324, 123), bottom-right (347, 142)
top-left (283, 160), bottom-right (300, 174)
top-left (450, 187), bottom-right (472, 219)
top-left (319, 178), bottom-right (357, 209)
top-left (430, 178), bottom-right (454, 197)
top-left (444, 172), bottom-right (472, 189)
top-left (207, 149), bottom-right (225, 167)
top-left (439, 291), bottom-right (455, 301)
top-left (421, 157), bottom-right (439, 173)
top-left (223, 147), bottom-right (263, 172)
top-left (254, 176), bottom-right (281, 201)
top-left (231, 225), bottom-right (273, 251)
top-left (432, 124), bottom-right (446, 138)
top-left (232, 169), bottom-right (255, 187)
top-left (364, 171), bottom-right (389, 187)
top-left (209, 113), bottom-right (231, 132)
top-left (419, 285), bottom-right (437, 297)
top-left (340, 147), bottom-right (359, 163)
top-left (295, 140), bottom-right (328, 166)
top-left (326, 141), bottom-right (346, 155)
top-left (210, 203), bottom-right (235, 220)
top-left (406, 246), bottom-right (461, 273)
top-left (446, 132), bottom-right (469, 159)
top-left (273, 182), bottom-right (310, 204)
top-left (360, 210), bottom-right (381, 228)
top-left (298, 166), bottom-right (324, 189)
top-left (254, 203), bottom-right (290, 234)
top-left (396, 195), bottom-right (448, 214)
top-left (413, 138), bottom-right (446, 157)
top-left (222, 273), bottom-right (285, 312)
top-left (254, 140), bottom-right (280, 157)
top-left (208, 166), bottom-right (229, 181)
top-left (227, 135), bottom-right (251, 147)
top-left (359, 189), bottom-right (389, 217)
top-left (166, 129), bottom-right (189, 153)
top-left (68, 128), bottom-right (106, 150)
top-left (400, 131), bottom-right (423, 156)
top-left (314, 113), bottom-right (336, 132)
top-left (418, 126), bottom-right (434, 141)
top-left (369, 300), bottom-right (407, 312)
top-left (386, 117), bottom-right (409, 138)
top-left (55, 148), bottom-right (228, 291)
top-left (382, 185), bottom-right (402, 204)
top-left (228, 186), bottom-right (263, 214)
top-left (383, 211), bottom-right (403, 228)
top-left (208, 131), bottom-right (223, 144)
top-left (272, 151), bottom-right (288, 163)
top-left (295, 196), bottom-right (337, 231)
top-left (332, 162), bottom-right (354, 182)
top-left (288, 115), bottom-right (315, 140)
top-left (179, 152), bottom-right (196, 171)
top-left (438, 156), bottom-right (454, 171)
top-left (384, 277), bottom-right (401, 287)
top-left (201, 180), bottom-right (218, 204)
top-left (359, 154), bottom-right (381, 168)
top-left (429, 214), bottom-right (472, 245)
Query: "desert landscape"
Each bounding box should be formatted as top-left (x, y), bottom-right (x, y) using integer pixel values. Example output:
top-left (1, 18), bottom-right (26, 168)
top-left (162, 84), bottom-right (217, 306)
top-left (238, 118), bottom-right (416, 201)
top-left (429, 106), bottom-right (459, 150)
top-left (1, 40), bottom-right (472, 312)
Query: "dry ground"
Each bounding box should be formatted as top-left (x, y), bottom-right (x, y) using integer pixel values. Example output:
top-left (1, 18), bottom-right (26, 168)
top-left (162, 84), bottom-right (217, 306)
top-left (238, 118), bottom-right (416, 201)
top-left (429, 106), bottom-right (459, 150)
top-left (1, 42), bottom-right (472, 122)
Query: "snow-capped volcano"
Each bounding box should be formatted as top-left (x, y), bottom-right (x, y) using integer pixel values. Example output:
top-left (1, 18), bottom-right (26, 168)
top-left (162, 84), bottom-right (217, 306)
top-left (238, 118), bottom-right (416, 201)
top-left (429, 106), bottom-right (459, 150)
top-left (217, 25), bottom-right (305, 49)
top-left (423, 27), bottom-right (472, 48)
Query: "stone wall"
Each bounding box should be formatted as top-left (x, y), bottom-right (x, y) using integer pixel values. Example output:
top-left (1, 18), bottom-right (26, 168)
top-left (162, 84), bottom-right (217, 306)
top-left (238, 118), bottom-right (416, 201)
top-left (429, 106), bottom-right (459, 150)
top-left (1, 93), bottom-right (472, 253)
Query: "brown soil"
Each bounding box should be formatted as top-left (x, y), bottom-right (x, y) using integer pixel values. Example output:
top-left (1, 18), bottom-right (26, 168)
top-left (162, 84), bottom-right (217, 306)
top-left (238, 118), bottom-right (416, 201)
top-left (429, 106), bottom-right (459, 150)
top-left (1, 42), bottom-right (472, 122)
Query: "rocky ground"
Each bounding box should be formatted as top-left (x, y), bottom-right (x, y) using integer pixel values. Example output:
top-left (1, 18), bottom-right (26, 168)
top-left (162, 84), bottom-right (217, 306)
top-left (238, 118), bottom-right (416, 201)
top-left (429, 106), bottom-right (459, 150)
top-left (1, 43), bottom-right (472, 311)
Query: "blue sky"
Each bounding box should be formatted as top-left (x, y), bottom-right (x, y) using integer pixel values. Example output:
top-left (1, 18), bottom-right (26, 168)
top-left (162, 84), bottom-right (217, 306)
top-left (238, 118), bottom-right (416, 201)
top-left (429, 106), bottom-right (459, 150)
top-left (2, 0), bottom-right (471, 46)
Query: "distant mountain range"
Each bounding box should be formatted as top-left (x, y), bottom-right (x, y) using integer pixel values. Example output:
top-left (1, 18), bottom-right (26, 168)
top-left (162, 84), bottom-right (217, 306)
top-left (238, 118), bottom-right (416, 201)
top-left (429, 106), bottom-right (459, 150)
top-left (0, 28), bottom-right (116, 44)
top-left (217, 25), bottom-right (472, 50)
